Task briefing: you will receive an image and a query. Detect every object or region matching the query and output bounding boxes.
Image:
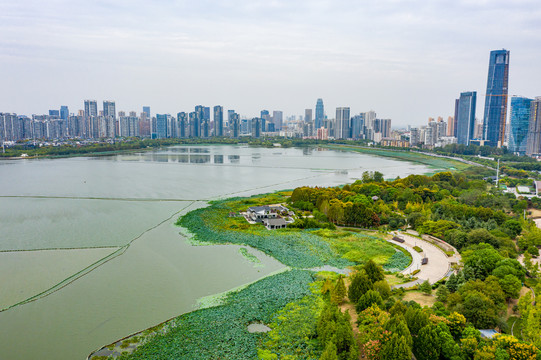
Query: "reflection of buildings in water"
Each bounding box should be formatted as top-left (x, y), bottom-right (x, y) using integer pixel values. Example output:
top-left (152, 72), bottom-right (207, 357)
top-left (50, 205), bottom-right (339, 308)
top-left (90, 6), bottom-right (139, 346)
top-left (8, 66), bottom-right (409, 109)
top-left (302, 148), bottom-right (312, 156)
top-left (178, 155), bottom-right (189, 163)
top-left (170, 147), bottom-right (188, 153)
top-left (189, 155), bottom-right (211, 163)
top-left (189, 148), bottom-right (210, 153)
top-left (214, 155), bottom-right (224, 164)
top-left (228, 155), bottom-right (240, 163)
top-left (252, 153), bottom-right (261, 162)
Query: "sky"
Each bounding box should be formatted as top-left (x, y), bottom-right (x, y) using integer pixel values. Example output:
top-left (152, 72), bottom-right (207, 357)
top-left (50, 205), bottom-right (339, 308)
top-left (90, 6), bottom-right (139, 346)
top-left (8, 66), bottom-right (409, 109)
top-left (1, 0), bottom-right (540, 126)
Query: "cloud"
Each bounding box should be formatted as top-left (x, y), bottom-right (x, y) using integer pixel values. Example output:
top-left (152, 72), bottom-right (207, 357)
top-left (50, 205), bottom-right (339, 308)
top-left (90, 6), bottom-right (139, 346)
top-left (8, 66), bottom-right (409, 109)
top-left (1, 0), bottom-right (540, 124)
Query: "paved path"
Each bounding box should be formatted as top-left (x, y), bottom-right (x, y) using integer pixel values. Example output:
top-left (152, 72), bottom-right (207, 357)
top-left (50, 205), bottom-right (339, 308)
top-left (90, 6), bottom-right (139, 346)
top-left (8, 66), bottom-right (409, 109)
top-left (389, 232), bottom-right (457, 288)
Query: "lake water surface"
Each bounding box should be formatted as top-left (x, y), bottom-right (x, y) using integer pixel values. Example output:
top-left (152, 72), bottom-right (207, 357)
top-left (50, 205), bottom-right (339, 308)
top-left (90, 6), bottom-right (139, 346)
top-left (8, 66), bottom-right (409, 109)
top-left (0, 145), bottom-right (434, 359)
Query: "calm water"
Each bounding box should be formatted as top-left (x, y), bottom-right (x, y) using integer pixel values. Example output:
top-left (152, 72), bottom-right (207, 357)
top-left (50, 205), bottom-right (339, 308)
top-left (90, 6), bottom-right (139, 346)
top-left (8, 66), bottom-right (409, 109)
top-left (0, 145), bottom-right (433, 359)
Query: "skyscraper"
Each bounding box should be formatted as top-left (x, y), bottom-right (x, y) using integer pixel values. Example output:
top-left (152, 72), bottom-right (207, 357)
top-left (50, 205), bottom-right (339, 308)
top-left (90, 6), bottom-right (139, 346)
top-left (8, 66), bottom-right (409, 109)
top-left (103, 101), bottom-right (116, 119)
top-left (315, 99), bottom-right (324, 129)
top-left (335, 107), bottom-right (350, 139)
top-left (305, 109), bottom-right (313, 123)
top-left (483, 49), bottom-right (510, 147)
top-left (213, 106), bottom-right (223, 137)
top-left (273, 111), bottom-right (283, 130)
top-left (143, 106), bottom-right (150, 118)
top-left (456, 91), bottom-right (477, 145)
top-left (195, 105), bottom-right (205, 137)
top-left (508, 96), bottom-right (533, 155)
top-left (177, 112), bottom-right (187, 138)
top-left (156, 114), bottom-right (168, 139)
top-left (84, 100), bottom-right (98, 118)
top-left (230, 113), bottom-right (240, 138)
top-left (526, 97), bottom-right (541, 157)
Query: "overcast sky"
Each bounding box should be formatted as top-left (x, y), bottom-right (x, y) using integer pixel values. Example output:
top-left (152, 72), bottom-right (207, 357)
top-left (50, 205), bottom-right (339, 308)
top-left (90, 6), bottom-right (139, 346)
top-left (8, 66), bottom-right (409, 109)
top-left (1, 0), bottom-right (540, 126)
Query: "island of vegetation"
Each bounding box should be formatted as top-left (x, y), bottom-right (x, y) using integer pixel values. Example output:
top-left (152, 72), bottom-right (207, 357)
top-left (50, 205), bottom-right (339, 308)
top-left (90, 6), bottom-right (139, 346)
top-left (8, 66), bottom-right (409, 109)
top-left (89, 166), bottom-right (541, 360)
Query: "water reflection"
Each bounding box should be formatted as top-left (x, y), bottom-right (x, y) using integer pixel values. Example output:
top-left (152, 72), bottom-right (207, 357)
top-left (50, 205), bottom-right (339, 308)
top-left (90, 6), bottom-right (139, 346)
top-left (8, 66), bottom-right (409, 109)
top-left (228, 155), bottom-right (240, 163)
top-left (214, 155), bottom-right (224, 164)
top-left (189, 155), bottom-right (211, 164)
top-left (189, 148), bottom-right (210, 153)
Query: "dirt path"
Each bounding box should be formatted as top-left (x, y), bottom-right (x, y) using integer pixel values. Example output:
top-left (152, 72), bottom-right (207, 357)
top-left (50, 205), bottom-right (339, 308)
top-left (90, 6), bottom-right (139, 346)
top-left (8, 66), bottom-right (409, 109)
top-left (340, 279), bottom-right (365, 359)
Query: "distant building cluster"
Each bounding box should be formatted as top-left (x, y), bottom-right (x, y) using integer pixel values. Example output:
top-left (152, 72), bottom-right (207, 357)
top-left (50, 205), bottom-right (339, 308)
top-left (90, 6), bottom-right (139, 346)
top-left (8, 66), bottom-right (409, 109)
top-left (0, 102), bottom-right (289, 143)
top-left (300, 99), bottom-right (392, 143)
top-left (0, 97), bottom-right (394, 145)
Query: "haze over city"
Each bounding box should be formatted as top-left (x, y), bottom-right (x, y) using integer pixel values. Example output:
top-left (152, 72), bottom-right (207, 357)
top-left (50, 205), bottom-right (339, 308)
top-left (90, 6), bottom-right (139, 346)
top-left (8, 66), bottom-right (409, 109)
top-left (2, 0), bottom-right (541, 125)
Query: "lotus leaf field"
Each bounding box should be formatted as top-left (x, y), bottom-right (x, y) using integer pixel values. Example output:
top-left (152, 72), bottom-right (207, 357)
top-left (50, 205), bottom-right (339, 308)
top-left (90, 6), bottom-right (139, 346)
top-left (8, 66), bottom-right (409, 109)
top-left (177, 193), bottom-right (408, 269)
top-left (118, 270), bottom-right (315, 359)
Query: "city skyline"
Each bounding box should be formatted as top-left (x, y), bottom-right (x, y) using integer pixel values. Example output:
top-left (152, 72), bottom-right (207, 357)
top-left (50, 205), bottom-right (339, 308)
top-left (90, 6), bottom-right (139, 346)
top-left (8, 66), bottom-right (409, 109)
top-left (2, 1), bottom-right (541, 125)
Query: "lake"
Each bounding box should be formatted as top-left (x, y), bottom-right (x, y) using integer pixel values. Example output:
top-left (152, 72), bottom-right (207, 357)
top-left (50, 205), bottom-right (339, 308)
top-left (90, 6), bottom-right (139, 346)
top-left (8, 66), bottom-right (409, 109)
top-left (0, 145), bottom-right (434, 359)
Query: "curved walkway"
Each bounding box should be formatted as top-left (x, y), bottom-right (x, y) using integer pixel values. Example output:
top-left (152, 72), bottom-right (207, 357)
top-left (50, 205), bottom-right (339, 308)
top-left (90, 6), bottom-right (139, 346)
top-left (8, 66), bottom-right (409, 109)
top-left (389, 232), bottom-right (458, 288)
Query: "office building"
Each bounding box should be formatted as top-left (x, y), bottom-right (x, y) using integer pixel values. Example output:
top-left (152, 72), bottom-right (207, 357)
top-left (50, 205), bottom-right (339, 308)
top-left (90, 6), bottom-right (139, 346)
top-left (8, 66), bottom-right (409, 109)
top-left (84, 100), bottom-right (98, 118)
top-left (483, 49), bottom-right (510, 147)
top-left (178, 112), bottom-right (187, 138)
top-left (213, 106), bottom-right (223, 137)
top-left (251, 118), bottom-right (261, 138)
top-left (526, 97), bottom-right (541, 157)
top-left (156, 114), bottom-right (168, 139)
top-left (508, 96), bottom-right (533, 155)
top-left (315, 99), bottom-right (324, 129)
top-left (273, 111), bottom-right (283, 130)
top-left (456, 91), bottom-right (477, 145)
top-left (335, 107), bottom-right (350, 139)
top-left (230, 113), bottom-right (240, 138)
top-left (103, 101), bottom-right (116, 119)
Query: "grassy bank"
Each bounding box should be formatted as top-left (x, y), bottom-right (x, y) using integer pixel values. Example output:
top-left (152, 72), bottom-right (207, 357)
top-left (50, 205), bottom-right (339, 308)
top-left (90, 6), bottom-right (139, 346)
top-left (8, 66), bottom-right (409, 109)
top-left (177, 193), bottom-right (404, 269)
top-left (325, 144), bottom-right (471, 173)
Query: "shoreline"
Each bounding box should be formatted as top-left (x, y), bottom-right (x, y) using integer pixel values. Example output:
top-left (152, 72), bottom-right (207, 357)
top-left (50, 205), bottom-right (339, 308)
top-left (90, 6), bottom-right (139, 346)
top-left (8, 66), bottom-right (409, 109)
top-left (85, 144), bottom-right (459, 359)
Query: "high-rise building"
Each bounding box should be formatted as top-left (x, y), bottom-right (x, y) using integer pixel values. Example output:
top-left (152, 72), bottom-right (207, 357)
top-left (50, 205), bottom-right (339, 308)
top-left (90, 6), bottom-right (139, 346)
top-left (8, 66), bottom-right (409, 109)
top-left (251, 118), bottom-right (261, 138)
top-left (84, 100), bottom-right (98, 118)
top-left (447, 116), bottom-right (455, 137)
top-left (350, 114), bottom-right (365, 139)
top-left (508, 96), bottom-right (533, 155)
top-left (315, 99), bottom-right (324, 129)
top-left (48, 110), bottom-right (60, 118)
top-left (230, 113), bottom-right (240, 138)
top-left (453, 99), bottom-right (459, 137)
top-left (273, 111), bottom-right (283, 130)
top-left (213, 106), bottom-right (223, 137)
top-left (189, 111), bottom-right (199, 137)
top-left (195, 105), bottom-right (205, 137)
top-left (483, 49), bottom-right (510, 147)
top-left (456, 91), bottom-right (477, 145)
top-left (143, 106), bottom-right (150, 118)
top-left (177, 112), bottom-right (187, 138)
top-left (156, 114), bottom-right (168, 139)
top-left (103, 101), bottom-right (116, 119)
top-left (335, 107), bottom-right (350, 139)
top-left (526, 97), bottom-right (541, 157)
top-left (305, 109), bottom-right (313, 123)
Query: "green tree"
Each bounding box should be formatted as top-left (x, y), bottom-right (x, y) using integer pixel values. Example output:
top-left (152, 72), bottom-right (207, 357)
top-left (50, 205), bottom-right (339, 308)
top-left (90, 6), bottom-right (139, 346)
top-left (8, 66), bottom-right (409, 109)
top-left (363, 259), bottom-right (385, 282)
top-left (436, 285), bottom-right (450, 303)
top-left (405, 307), bottom-right (430, 336)
top-left (373, 280), bottom-right (391, 300)
top-left (347, 272), bottom-right (373, 303)
top-left (414, 325), bottom-right (441, 360)
top-left (379, 334), bottom-right (412, 360)
top-left (356, 290), bottom-right (383, 313)
top-left (498, 274), bottom-right (521, 299)
top-left (419, 280), bottom-right (432, 295)
top-left (320, 341), bottom-right (339, 360)
top-left (331, 276), bottom-right (347, 305)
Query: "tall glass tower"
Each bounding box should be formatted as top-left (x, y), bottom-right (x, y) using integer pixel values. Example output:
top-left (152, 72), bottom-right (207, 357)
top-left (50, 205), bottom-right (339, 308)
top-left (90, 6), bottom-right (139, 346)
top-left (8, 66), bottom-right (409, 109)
top-left (508, 96), bottom-right (532, 155)
top-left (482, 49), bottom-right (510, 147)
top-left (315, 98), bottom-right (324, 129)
top-left (456, 91), bottom-right (476, 145)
